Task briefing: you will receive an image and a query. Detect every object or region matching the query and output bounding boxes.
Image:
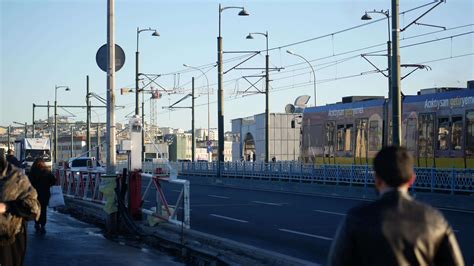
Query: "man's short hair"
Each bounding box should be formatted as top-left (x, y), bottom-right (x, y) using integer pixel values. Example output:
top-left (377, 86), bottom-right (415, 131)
top-left (373, 146), bottom-right (414, 187)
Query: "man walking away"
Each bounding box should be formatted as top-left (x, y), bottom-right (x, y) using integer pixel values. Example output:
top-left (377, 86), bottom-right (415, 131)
top-left (328, 146), bottom-right (464, 266)
top-left (0, 153), bottom-right (41, 266)
top-left (6, 149), bottom-right (22, 168)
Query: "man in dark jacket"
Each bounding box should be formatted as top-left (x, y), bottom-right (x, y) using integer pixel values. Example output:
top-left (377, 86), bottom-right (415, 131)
top-left (6, 149), bottom-right (22, 168)
top-left (328, 146), bottom-right (464, 266)
top-left (0, 154), bottom-right (41, 266)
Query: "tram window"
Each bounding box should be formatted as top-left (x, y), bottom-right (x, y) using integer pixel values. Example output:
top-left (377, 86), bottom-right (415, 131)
top-left (418, 113), bottom-right (435, 157)
top-left (466, 111), bottom-right (474, 154)
top-left (337, 125), bottom-right (344, 151)
top-left (451, 116), bottom-right (463, 150)
top-left (326, 122), bottom-right (335, 146)
top-left (405, 118), bottom-right (417, 151)
top-left (345, 124), bottom-right (353, 151)
top-left (437, 117), bottom-right (449, 150)
top-left (369, 120), bottom-right (381, 151)
top-left (310, 125), bottom-right (324, 147)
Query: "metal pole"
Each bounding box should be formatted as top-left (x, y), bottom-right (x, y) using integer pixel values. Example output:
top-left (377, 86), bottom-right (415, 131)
top-left (70, 125), bottom-right (74, 158)
top-left (7, 126), bottom-right (11, 150)
top-left (135, 29), bottom-right (140, 116)
top-left (384, 12), bottom-right (392, 147)
top-left (217, 9), bottom-right (224, 175)
top-left (54, 87), bottom-right (58, 164)
top-left (47, 101), bottom-right (51, 153)
top-left (265, 32), bottom-right (270, 163)
top-left (32, 104), bottom-right (35, 138)
top-left (97, 123), bottom-right (100, 159)
top-left (391, 0), bottom-right (402, 146)
top-left (106, 0), bottom-right (116, 174)
top-left (192, 77), bottom-right (195, 162)
top-left (141, 90), bottom-right (145, 162)
top-left (86, 75), bottom-right (91, 156)
top-left (24, 123), bottom-right (27, 138)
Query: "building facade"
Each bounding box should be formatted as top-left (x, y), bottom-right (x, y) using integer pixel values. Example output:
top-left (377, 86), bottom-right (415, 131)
top-left (231, 113), bottom-right (302, 162)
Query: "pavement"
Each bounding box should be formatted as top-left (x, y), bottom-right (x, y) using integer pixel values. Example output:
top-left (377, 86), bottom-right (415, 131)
top-left (141, 178), bottom-right (474, 265)
top-left (24, 209), bottom-right (183, 266)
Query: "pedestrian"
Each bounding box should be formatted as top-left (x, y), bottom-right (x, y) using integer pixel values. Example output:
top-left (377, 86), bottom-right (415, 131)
top-left (328, 146), bottom-right (464, 266)
top-left (29, 158), bottom-right (56, 234)
top-left (6, 149), bottom-right (22, 168)
top-left (0, 152), bottom-right (41, 266)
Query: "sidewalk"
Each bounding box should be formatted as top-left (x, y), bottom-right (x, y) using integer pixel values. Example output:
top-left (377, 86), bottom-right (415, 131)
top-left (24, 210), bottom-right (182, 266)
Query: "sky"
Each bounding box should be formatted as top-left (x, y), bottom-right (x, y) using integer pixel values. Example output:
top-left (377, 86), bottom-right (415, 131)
top-left (1, 0), bottom-right (473, 131)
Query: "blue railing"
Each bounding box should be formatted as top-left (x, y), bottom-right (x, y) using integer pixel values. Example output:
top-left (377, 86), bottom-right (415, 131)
top-left (162, 161), bottom-right (474, 194)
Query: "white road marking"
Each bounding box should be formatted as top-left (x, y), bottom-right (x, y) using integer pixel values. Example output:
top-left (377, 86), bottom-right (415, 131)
top-left (252, 201), bottom-right (285, 206)
top-left (207, 194), bottom-right (230, 199)
top-left (437, 207), bottom-right (474, 215)
top-left (314, 209), bottom-right (346, 216)
top-left (279, 228), bottom-right (333, 241)
top-left (210, 214), bottom-right (248, 223)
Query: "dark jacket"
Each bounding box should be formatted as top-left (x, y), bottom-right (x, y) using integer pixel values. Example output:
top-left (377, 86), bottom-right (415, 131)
top-left (0, 157), bottom-right (40, 245)
top-left (6, 155), bottom-right (21, 168)
top-left (328, 190), bottom-right (464, 266)
top-left (29, 169), bottom-right (56, 205)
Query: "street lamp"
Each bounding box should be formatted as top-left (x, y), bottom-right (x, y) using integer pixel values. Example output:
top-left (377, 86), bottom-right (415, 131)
top-left (361, 9), bottom-right (391, 146)
top-left (217, 4), bottom-right (249, 173)
top-left (286, 50), bottom-right (317, 107)
top-left (246, 31), bottom-right (271, 163)
top-left (54, 85), bottom-right (70, 164)
top-left (136, 27), bottom-right (159, 162)
top-left (183, 64), bottom-right (212, 162)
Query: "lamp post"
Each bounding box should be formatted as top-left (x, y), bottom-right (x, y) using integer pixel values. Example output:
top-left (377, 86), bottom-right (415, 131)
top-left (246, 31), bottom-right (270, 163)
top-left (362, 9), bottom-right (391, 147)
top-left (183, 64), bottom-right (212, 162)
top-left (217, 4), bottom-right (249, 175)
top-left (54, 85), bottom-right (70, 164)
top-left (136, 27), bottom-right (159, 162)
top-left (286, 50), bottom-right (317, 107)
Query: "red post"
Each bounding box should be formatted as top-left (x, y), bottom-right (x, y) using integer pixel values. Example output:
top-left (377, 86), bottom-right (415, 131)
top-left (129, 170), bottom-right (142, 220)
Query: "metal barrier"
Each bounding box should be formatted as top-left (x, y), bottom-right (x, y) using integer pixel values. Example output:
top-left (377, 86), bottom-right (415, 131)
top-left (56, 168), bottom-right (105, 203)
top-left (170, 161), bottom-right (474, 194)
top-left (55, 166), bottom-right (190, 229)
top-left (141, 172), bottom-right (190, 229)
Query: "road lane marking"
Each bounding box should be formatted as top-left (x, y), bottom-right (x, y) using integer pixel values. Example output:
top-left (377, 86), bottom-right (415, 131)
top-left (252, 201), bottom-right (285, 206)
top-left (210, 214), bottom-right (248, 223)
top-left (437, 207), bottom-right (474, 214)
top-left (314, 209), bottom-right (346, 216)
top-left (279, 228), bottom-right (333, 241)
top-left (207, 194), bottom-right (230, 199)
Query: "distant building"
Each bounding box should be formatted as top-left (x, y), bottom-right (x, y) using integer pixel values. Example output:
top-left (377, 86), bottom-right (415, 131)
top-left (231, 113), bottom-right (302, 162)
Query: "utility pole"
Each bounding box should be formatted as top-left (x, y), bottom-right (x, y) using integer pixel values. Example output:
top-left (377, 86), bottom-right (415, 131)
top-left (217, 4), bottom-right (224, 176)
top-left (391, 0), bottom-right (401, 146)
top-left (97, 124), bottom-right (100, 159)
top-left (191, 77), bottom-right (195, 162)
top-left (264, 32), bottom-right (270, 163)
top-left (32, 104), bottom-right (35, 138)
top-left (106, 0), bottom-right (116, 174)
top-left (7, 126), bottom-right (11, 150)
top-left (70, 125), bottom-right (74, 158)
top-left (141, 91), bottom-right (145, 162)
top-left (86, 75), bottom-right (91, 156)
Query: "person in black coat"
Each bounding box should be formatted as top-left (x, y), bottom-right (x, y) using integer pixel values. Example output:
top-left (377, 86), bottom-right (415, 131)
top-left (28, 158), bottom-right (56, 234)
top-left (6, 149), bottom-right (22, 168)
top-left (0, 153), bottom-right (41, 266)
top-left (328, 146), bottom-right (464, 266)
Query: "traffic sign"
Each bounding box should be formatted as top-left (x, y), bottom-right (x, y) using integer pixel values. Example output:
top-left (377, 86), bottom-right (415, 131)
top-left (96, 44), bottom-right (126, 72)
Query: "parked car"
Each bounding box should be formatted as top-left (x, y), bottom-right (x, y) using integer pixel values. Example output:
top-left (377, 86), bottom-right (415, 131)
top-left (68, 157), bottom-right (106, 175)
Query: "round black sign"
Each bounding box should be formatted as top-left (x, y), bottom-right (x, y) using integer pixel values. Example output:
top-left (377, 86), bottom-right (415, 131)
top-left (96, 44), bottom-right (126, 72)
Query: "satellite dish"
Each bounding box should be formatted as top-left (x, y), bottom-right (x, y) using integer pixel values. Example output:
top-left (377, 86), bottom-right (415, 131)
top-left (294, 95), bottom-right (311, 108)
top-left (285, 104), bottom-right (296, 114)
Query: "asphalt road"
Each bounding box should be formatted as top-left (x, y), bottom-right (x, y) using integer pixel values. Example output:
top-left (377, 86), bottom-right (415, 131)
top-left (141, 178), bottom-right (474, 265)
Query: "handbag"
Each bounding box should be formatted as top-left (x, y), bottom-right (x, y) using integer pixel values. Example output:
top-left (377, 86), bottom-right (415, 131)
top-left (49, 185), bottom-right (65, 207)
